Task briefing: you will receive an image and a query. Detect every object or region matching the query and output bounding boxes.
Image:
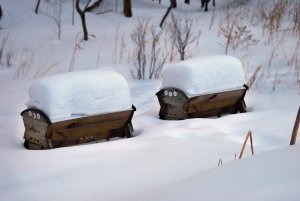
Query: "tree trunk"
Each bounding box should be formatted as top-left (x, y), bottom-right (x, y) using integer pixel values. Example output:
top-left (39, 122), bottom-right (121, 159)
top-left (184, 0), bottom-right (190, 4)
top-left (85, 0), bottom-right (102, 12)
top-left (123, 0), bottom-right (132, 17)
top-left (160, 1), bottom-right (175, 28)
top-left (35, 0), bottom-right (41, 14)
top-left (76, 0), bottom-right (89, 40)
top-left (170, 0), bottom-right (177, 8)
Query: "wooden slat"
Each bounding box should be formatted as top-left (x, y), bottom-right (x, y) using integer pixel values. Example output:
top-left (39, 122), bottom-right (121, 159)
top-left (51, 110), bottom-right (132, 130)
top-left (50, 119), bottom-right (128, 148)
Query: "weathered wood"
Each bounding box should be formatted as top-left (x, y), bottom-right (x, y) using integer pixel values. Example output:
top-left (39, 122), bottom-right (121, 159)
top-left (156, 86), bottom-right (248, 120)
top-left (290, 107), bottom-right (300, 145)
top-left (21, 109), bottom-right (51, 148)
top-left (188, 88), bottom-right (246, 118)
top-left (50, 119), bottom-right (129, 148)
top-left (156, 88), bottom-right (189, 120)
top-left (21, 107), bottom-right (135, 149)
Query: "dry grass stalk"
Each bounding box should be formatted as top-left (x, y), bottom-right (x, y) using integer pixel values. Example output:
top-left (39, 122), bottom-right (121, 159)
top-left (95, 45), bottom-right (101, 69)
top-left (293, 2), bottom-right (300, 39)
top-left (69, 33), bottom-right (82, 72)
top-left (0, 33), bottom-right (9, 70)
top-left (6, 49), bottom-right (14, 68)
top-left (239, 130), bottom-right (254, 159)
top-left (246, 65), bottom-right (261, 89)
top-left (113, 23), bottom-right (120, 64)
top-left (264, 0), bottom-right (288, 43)
top-left (218, 158), bottom-right (223, 166)
top-left (268, 40), bottom-right (281, 67)
top-left (13, 50), bottom-right (34, 79)
top-left (219, 20), bottom-right (259, 54)
top-left (119, 34), bottom-right (126, 63)
top-left (33, 59), bottom-right (63, 78)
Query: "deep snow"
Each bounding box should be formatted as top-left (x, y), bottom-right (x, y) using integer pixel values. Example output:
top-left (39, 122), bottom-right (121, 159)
top-left (0, 0), bottom-right (299, 201)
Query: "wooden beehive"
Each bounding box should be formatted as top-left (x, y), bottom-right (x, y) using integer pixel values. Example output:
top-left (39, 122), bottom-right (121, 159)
top-left (21, 106), bottom-right (135, 150)
top-left (158, 55), bottom-right (248, 120)
top-left (156, 86), bottom-right (248, 120)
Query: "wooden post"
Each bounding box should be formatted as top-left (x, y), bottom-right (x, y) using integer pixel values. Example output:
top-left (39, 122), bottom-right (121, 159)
top-left (290, 107), bottom-right (300, 145)
top-left (239, 131), bottom-right (254, 159)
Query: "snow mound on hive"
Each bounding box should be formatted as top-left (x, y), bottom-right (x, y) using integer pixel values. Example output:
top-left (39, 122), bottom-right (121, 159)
top-left (161, 55), bottom-right (246, 97)
top-left (26, 70), bottom-right (132, 122)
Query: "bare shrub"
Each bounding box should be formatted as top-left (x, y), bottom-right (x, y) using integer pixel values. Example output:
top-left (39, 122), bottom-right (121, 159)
top-left (149, 26), bottom-right (166, 79)
top-left (167, 14), bottom-right (201, 61)
top-left (130, 17), bottom-right (150, 80)
top-left (130, 17), bottom-right (167, 79)
top-left (219, 20), bottom-right (259, 54)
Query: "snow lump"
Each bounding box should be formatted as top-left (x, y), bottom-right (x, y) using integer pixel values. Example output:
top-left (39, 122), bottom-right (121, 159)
top-left (161, 55), bottom-right (246, 97)
top-left (26, 70), bottom-right (132, 122)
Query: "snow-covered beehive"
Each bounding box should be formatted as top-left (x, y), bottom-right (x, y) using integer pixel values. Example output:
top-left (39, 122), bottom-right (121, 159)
top-left (21, 70), bottom-right (135, 149)
top-left (26, 70), bottom-right (132, 122)
top-left (156, 55), bottom-right (248, 120)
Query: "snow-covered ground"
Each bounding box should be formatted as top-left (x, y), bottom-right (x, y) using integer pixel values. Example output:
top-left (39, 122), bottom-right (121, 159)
top-left (0, 0), bottom-right (299, 201)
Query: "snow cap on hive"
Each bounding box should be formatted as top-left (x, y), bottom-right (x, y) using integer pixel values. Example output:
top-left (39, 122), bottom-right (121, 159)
top-left (161, 55), bottom-right (246, 97)
top-left (26, 70), bottom-right (132, 122)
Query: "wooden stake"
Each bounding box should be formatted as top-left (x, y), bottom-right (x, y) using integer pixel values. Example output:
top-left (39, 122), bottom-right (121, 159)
top-left (239, 131), bottom-right (255, 159)
top-left (290, 107), bottom-right (300, 145)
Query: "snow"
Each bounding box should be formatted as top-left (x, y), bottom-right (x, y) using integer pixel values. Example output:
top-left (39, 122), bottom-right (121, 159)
top-left (0, 0), bottom-right (300, 201)
top-left (161, 55), bottom-right (246, 96)
top-left (26, 70), bottom-right (132, 122)
top-left (135, 145), bottom-right (300, 201)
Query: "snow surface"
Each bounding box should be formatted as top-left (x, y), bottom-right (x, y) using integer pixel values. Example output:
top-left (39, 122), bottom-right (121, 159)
top-left (161, 55), bottom-right (246, 96)
top-left (0, 0), bottom-right (300, 201)
top-left (26, 70), bottom-right (132, 122)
